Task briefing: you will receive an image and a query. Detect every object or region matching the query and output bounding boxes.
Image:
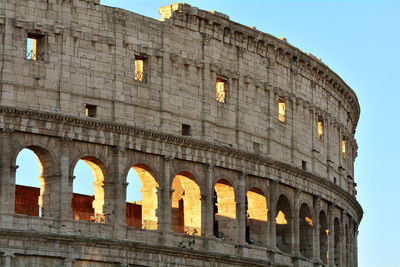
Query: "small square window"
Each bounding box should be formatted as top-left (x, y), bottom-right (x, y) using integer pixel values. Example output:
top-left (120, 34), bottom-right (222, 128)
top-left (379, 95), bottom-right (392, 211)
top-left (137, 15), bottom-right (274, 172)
top-left (181, 124), bottom-right (191, 136)
top-left (85, 104), bottom-right (97, 118)
top-left (134, 56), bottom-right (146, 81)
top-left (216, 78), bottom-right (227, 103)
top-left (278, 98), bottom-right (286, 122)
top-left (26, 34), bottom-right (45, 61)
top-left (317, 116), bottom-right (324, 140)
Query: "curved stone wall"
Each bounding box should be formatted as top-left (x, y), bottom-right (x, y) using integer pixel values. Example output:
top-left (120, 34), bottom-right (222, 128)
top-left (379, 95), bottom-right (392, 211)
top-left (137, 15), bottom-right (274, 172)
top-left (0, 1), bottom-right (361, 266)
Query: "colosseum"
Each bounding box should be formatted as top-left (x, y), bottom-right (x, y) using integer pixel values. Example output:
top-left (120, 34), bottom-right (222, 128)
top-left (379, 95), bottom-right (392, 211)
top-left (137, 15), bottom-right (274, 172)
top-left (0, 0), bottom-right (362, 266)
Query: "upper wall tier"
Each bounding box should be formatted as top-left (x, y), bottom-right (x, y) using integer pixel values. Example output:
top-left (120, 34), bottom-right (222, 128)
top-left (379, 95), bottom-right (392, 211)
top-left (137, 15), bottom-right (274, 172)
top-left (0, 0), bottom-right (360, 194)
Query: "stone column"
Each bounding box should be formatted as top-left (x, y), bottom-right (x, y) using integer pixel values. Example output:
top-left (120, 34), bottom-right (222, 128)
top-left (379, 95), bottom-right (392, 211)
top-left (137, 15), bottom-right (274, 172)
top-left (2, 252), bottom-right (14, 267)
top-left (268, 180), bottom-right (278, 250)
top-left (59, 137), bottom-right (73, 233)
top-left (337, 210), bottom-right (345, 267)
top-left (102, 180), bottom-right (115, 224)
top-left (313, 196), bottom-right (321, 263)
top-left (354, 228), bottom-right (359, 267)
top-left (41, 173), bottom-right (62, 218)
top-left (292, 189), bottom-right (301, 256)
top-left (0, 130), bottom-right (13, 219)
top-left (113, 146), bottom-right (126, 239)
top-left (342, 229), bottom-right (347, 267)
top-left (236, 171), bottom-right (246, 244)
top-left (158, 156), bottom-right (173, 234)
top-left (201, 163), bottom-right (214, 238)
top-left (63, 258), bottom-right (75, 267)
top-left (311, 107), bottom-right (316, 173)
top-left (327, 204), bottom-right (335, 266)
top-left (349, 220), bottom-right (354, 267)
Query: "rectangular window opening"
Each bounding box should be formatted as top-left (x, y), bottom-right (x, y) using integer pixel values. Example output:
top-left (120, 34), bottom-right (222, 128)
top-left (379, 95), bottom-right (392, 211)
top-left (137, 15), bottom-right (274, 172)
top-left (216, 77), bottom-right (226, 103)
top-left (341, 137), bottom-right (347, 159)
top-left (302, 160), bottom-right (307, 171)
top-left (253, 142), bottom-right (260, 153)
top-left (278, 98), bottom-right (286, 122)
top-left (85, 104), bottom-right (97, 118)
top-left (181, 124), bottom-right (191, 136)
top-left (26, 34), bottom-right (45, 61)
top-left (317, 116), bottom-right (324, 140)
top-left (134, 56), bottom-right (146, 81)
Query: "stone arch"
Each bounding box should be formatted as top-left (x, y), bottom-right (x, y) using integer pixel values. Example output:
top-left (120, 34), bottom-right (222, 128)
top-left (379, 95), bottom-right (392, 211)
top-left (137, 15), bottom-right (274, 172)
top-left (125, 164), bottom-right (159, 230)
top-left (171, 171), bottom-right (201, 236)
top-left (299, 202), bottom-right (313, 259)
top-left (319, 210), bottom-right (329, 263)
top-left (71, 155), bottom-right (108, 223)
top-left (334, 217), bottom-right (342, 266)
top-left (246, 187), bottom-right (268, 246)
top-left (276, 194), bottom-right (292, 253)
top-left (123, 158), bottom-right (161, 186)
top-left (13, 144), bottom-right (57, 217)
top-left (213, 178), bottom-right (236, 242)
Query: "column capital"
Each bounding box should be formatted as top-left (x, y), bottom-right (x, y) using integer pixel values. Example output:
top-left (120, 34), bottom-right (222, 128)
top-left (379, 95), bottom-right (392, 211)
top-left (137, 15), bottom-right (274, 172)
top-left (238, 171), bottom-right (248, 178)
top-left (295, 189), bottom-right (302, 197)
top-left (61, 135), bottom-right (72, 143)
top-left (205, 162), bottom-right (214, 169)
top-left (1, 128), bottom-right (14, 135)
top-left (114, 145), bottom-right (126, 155)
top-left (162, 155), bottom-right (174, 162)
top-left (2, 252), bottom-right (14, 258)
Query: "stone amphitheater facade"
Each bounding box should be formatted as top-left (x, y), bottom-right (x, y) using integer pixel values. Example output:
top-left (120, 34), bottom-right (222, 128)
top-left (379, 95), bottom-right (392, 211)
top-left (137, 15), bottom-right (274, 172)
top-left (0, 0), bottom-right (362, 266)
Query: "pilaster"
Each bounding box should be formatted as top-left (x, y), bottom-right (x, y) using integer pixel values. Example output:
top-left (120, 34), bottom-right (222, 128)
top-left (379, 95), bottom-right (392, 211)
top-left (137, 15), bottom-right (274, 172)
top-left (158, 155), bottom-right (173, 235)
top-left (0, 129), bottom-right (13, 227)
top-left (292, 189), bottom-right (301, 256)
top-left (313, 196), bottom-right (321, 263)
top-left (112, 146), bottom-right (127, 239)
top-left (236, 171), bottom-right (246, 244)
top-left (201, 163), bottom-right (214, 238)
top-left (268, 180), bottom-right (278, 251)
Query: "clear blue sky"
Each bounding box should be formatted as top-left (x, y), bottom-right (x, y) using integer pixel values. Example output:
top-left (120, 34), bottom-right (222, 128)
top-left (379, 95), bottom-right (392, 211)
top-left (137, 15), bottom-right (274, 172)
top-left (16, 1), bottom-right (400, 266)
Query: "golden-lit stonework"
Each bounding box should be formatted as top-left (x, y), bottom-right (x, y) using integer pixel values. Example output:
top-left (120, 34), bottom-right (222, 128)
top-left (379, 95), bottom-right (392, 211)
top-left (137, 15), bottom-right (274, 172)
top-left (0, 1), bottom-right (362, 266)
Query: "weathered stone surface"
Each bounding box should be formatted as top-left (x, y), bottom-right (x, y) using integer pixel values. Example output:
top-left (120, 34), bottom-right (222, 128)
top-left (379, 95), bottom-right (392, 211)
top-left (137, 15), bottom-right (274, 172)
top-left (0, 0), bottom-right (361, 266)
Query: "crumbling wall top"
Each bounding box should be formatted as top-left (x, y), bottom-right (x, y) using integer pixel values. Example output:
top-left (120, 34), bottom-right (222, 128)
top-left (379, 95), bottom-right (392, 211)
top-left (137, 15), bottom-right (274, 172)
top-left (159, 3), bottom-right (229, 21)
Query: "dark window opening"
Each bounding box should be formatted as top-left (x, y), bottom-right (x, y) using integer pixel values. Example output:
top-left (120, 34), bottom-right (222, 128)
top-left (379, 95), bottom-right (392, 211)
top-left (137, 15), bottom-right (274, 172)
top-left (85, 104), bottom-right (97, 118)
top-left (212, 190), bottom-right (219, 237)
top-left (302, 160), bottom-right (307, 171)
top-left (181, 124), bottom-right (191, 136)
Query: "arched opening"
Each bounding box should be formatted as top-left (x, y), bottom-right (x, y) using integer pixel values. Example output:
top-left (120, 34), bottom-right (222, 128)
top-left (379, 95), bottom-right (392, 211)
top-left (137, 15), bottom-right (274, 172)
top-left (126, 165), bottom-right (158, 230)
top-left (15, 148), bottom-right (44, 216)
top-left (213, 179), bottom-right (236, 241)
top-left (334, 218), bottom-right (341, 266)
top-left (72, 157), bottom-right (106, 223)
top-left (319, 211), bottom-right (329, 263)
top-left (171, 172), bottom-right (201, 235)
top-left (246, 187), bottom-right (268, 245)
top-left (276, 194), bottom-right (292, 253)
top-left (299, 203), bottom-right (313, 259)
